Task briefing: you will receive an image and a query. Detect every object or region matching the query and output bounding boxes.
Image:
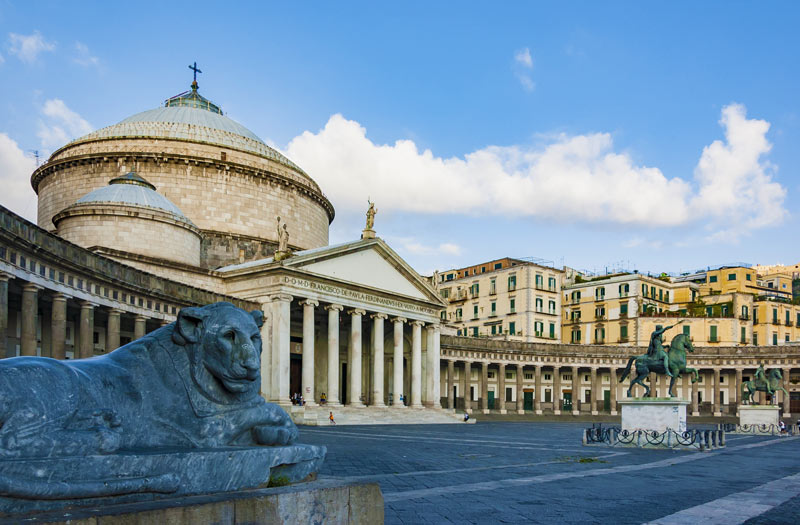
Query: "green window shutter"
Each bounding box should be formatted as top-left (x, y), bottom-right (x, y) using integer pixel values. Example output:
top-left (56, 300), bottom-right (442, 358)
top-left (621, 325), bottom-right (628, 339)
top-left (710, 326), bottom-right (717, 342)
top-left (509, 321), bottom-right (516, 334)
top-left (620, 303), bottom-right (628, 314)
top-left (683, 325), bottom-right (690, 336)
top-left (549, 323), bottom-right (555, 338)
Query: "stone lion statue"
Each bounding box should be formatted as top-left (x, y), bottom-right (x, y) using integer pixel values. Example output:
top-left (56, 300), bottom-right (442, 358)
top-left (0, 302), bottom-right (297, 458)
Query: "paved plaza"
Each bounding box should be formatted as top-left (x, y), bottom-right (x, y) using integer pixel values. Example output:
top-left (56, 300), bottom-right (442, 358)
top-left (299, 422), bottom-right (800, 524)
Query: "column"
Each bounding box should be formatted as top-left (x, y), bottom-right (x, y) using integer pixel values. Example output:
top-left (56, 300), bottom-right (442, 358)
top-left (50, 293), bottom-right (68, 360)
top-left (301, 300), bottom-right (318, 407)
top-left (516, 365), bottom-right (525, 414)
top-left (681, 371), bottom-right (690, 402)
top-left (553, 365), bottom-right (561, 415)
top-left (270, 294), bottom-right (292, 406)
top-left (784, 368), bottom-right (792, 418)
top-left (590, 367), bottom-right (599, 416)
top-left (346, 309), bottom-right (365, 407)
top-left (425, 325), bottom-right (440, 407)
top-left (649, 372), bottom-right (657, 398)
top-left (610, 367), bottom-right (618, 415)
top-left (106, 308), bottom-right (122, 352)
top-left (371, 313), bottom-right (387, 407)
top-left (571, 366), bottom-right (580, 415)
top-left (462, 361), bottom-right (471, 412)
top-left (432, 324), bottom-right (441, 408)
top-left (392, 317), bottom-right (406, 407)
top-left (78, 300), bottom-right (94, 359)
top-left (497, 363), bottom-right (506, 413)
top-left (410, 320), bottom-right (423, 408)
top-left (481, 361), bottom-right (489, 413)
top-left (134, 315), bottom-right (147, 340)
top-left (0, 273), bottom-right (9, 358)
top-left (713, 368), bottom-right (721, 417)
top-left (259, 302), bottom-right (271, 399)
top-left (691, 370), bottom-right (699, 416)
top-left (447, 359), bottom-right (455, 409)
top-left (735, 368), bottom-right (743, 415)
top-left (21, 283), bottom-right (41, 357)
top-left (325, 304), bottom-right (343, 406)
top-left (534, 365), bottom-right (542, 414)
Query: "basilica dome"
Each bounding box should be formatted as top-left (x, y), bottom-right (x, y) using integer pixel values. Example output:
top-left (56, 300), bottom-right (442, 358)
top-left (32, 80), bottom-right (334, 270)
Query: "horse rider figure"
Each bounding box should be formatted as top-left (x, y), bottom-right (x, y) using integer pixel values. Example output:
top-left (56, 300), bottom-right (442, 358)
top-left (647, 324), bottom-right (677, 377)
top-left (754, 363), bottom-right (773, 394)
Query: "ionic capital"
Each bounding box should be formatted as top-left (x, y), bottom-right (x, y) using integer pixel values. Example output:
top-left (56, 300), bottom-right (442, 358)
top-left (324, 303), bottom-right (343, 312)
top-left (300, 299), bottom-right (319, 308)
top-left (370, 313), bottom-right (388, 320)
top-left (410, 320), bottom-right (425, 327)
top-left (393, 316), bottom-right (407, 324)
top-left (349, 308), bottom-right (366, 317)
top-left (270, 293), bottom-right (294, 304)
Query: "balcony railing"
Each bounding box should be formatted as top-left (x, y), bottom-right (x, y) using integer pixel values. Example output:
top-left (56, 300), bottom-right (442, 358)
top-left (618, 337), bottom-right (629, 343)
top-left (709, 336), bottom-right (718, 343)
top-left (786, 321), bottom-right (794, 327)
top-left (508, 284), bottom-right (516, 292)
top-left (619, 311), bottom-right (628, 318)
top-left (739, 314), bottom-right (750, 320)
top-left (595, 314), bottom-right (606, 320)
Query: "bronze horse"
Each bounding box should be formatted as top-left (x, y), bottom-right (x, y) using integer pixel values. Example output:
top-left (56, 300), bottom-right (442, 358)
top-left (619, 333), bottom-right (699, 397)
top-left (741, 368), bottom-right (788, 404)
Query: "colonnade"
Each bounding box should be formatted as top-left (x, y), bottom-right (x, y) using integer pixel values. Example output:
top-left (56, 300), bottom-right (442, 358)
top-left (0, 273), bottom-right (164, 359)
top-left (262, 294), bottom-right (441, 410)
top-left (440, 360), bottom-right (794, 417)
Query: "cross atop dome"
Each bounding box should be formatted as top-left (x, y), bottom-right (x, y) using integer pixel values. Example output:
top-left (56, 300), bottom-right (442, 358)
top-left (163, 62), bottom-right (223, 115)
top-left (189, 61), bottom-right (202, 90)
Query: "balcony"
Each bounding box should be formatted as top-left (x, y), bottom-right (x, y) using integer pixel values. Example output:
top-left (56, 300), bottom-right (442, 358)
top-left (489, 289), bottom-right (497, 296)
top-left (595, 314), bottom-right (606, 320)
top-left (709, 336), bottom-right (718, 343)
top-left (786, 321), bottom-right (794, 327)
top-left (619, 311), bottom-right (628, 318)
top-left (449, 290), bottom-right (468, 303)
top-left (508, 284), bottom-right (517, 292)
top-left (595, 339), bottom-right (606, 344)
top-left (739, 314), bottom-right (750, 321)
top-left (618, 337), bottom-right (629, 343)
top-left (535, 285), bottom-right (546, 292)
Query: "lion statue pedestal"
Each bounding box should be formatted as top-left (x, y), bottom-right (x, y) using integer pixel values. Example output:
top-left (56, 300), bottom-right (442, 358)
top-left (0, 303), bottom-right (326, 517)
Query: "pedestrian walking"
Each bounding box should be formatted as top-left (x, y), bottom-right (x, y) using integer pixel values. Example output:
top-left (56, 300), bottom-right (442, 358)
top-left (329, 411), bottom-right (336, 425)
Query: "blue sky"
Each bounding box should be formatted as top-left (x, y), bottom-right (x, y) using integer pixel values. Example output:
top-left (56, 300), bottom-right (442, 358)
top-left (1, 1), bottom-right (799, 275)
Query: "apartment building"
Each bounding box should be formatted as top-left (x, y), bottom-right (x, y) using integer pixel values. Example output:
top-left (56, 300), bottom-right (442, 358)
top-left (560, 273), bottom-right (697, 345)
top-left (435, 258), bottom-right (563, 342)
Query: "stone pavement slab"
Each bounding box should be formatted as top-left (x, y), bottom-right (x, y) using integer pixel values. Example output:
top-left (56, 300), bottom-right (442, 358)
top-left (297, 422), bottom-right (800, 524)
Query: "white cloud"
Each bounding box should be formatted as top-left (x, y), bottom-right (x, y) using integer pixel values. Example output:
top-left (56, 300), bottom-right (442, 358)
top-left (397, 238), bottom-right (462, 257)
top-left (0, 133), bottom-right (38, 222)
top-left (37, 99), bottom-right (92, 149)
top-left (286, 104), bottom-right (785, 239)
top-left (690, 104), bottom-right (786, 241)
top-left (8, 31), bottom-right (55, 63)
top-left (515, 48), bottom-right (533, 69)
top-left (514, 47), bottom-right (535, 92)
top-left (73, 42), bottom-right (99, 67)
top-left (0, 52), bottom-right (5, 64)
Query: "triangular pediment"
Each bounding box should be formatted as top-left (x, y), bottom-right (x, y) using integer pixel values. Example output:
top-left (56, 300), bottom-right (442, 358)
top-left (285, 239), bottom-right (443, 304)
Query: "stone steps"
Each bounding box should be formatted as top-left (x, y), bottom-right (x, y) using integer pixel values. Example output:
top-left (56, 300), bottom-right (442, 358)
top-left (289, 406), bottom-right (475, 426)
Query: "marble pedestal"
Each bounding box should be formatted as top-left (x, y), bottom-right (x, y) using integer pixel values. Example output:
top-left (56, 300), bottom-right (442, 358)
top-left (739, 405), bottom-right (780, 428)
top-left (619, 398), bottom-right (689, 432)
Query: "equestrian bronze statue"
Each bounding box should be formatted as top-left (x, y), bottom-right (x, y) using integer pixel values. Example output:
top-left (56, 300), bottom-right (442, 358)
top-left (741, 365), bottom-right (788, 404)
top-left (619, 323), bottom-right (699, 398)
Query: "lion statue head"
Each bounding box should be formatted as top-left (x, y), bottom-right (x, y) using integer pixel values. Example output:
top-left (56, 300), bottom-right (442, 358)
top-left (172, 302), bottom-right (264, 396)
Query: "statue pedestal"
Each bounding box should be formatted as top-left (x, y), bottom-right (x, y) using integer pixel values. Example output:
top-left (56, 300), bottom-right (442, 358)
top-left (739, 405), bottom-right (780, 427)
top-left (274, 249), bottom-right (291, 262)
top-left (361, 228), bottom-right (376, 239)
top-left (619, 398), bottom-right (689, 433)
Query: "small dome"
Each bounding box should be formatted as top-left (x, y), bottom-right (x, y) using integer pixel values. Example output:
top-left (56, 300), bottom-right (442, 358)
top-left (76, 172), bottom-right (194, 225)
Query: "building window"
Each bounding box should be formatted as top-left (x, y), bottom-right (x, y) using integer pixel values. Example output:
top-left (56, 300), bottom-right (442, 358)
top-left (509, 321), bottom-right (516, 335)
top-left (548, 277), bottom-right (556, 291)
top-left (619, 283), bottom-right (630, 296)
top-left (488, 371), bottom-right (495, 378)
top-left (508, 275), bottom-right (516, 291)
top-left (683, 325), bottom-right (690, 336)
top-left (524, 373), bottom-right (533, 380)
top-left (490, 302), bottom-right (496, 316)
top-left (728, 273), bottom-right (736, 281)
top-left (471, 283), bottom-right (480, 296)
top-left (481, 266), bottom-right (486, 273)
top-left (490, 279), bottom-right (496, 295)
top-left (709, 326), bottom-right (718, 343)
top-left (534, 321), bottom-right (544, 337)
top-left (571, 330), bottom-right (581, 343)
top-left (471, 327), bottom-right (479, 337)
top-left (620, 325), bottom-right (628, 340)
top-left (664, 291), bottom-right (669, 302)
top-left (741, 326), bottom-right (747, 344)
top-left (535, 275), bottom-right (544, 289)
top-left (494, 262), bottom-right (502, 270)
top-left (510, 298), bottom-right (516, 314)
top-left (642, 284), bottom-right (647, 297)
top-left (709, 275), bottom-right (718, 283)
top-left (596, 287), bottom-right (605, 300)
top-left (455, 308), bottom-right (462, 321)
top-left (746, 273), bottom-right (752, 281)
top-left (548, 300), bottom-right (556, 314)
top-left (620, 303), bottom-right (628, 316)
top-left (595, 306), bottom-right (605, 319)
top-left (549, 323), bottom-right (555, 339)
top-left (473, 305), bottom-right (479, 319)
top-left (535, 298), bottom-right (543, 312)
top-left (544, 374), bottom-right (551, 381)
top-left (594, 327), bottom-right (605, 343)
top-left (773, 332), bottom-right (778, 345)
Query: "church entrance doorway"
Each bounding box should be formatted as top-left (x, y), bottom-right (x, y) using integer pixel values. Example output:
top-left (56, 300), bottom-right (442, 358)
top-left (341, 363), bottom-right (348, 405)
top-left (603, 390), bottom-right (611, 411)
top-left (487, 391), bottom-right (495, 410)
top-left (290, 356), bottom-right (301, 401)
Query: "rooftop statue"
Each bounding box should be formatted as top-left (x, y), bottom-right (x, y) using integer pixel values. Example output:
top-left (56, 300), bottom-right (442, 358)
top-left (619, 324), bottom-right (699, 398)
top-left (366, 199), bottom-right (377, 230)
top-left (0, 302), bottom-right (324, 514)
top-left (742, 365), bottom-right (788, 404)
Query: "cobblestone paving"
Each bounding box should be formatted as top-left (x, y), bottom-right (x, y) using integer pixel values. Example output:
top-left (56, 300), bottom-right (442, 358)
top-left (298, 422), bottom-right (800, 524)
